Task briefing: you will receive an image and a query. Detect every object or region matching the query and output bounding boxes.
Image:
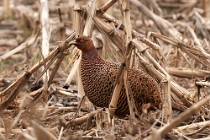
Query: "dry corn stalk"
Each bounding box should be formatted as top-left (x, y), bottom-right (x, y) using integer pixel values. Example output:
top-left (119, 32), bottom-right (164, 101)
top-left (0, 32), bottom-right (76, 111)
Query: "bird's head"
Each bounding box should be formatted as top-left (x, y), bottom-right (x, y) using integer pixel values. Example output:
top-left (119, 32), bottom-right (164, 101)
top-left (71, 36), bottom-right (95, 52)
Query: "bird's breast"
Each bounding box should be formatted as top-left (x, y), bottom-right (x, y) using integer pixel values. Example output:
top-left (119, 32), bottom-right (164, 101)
top-left (81, 60), bottom-right (118, 107)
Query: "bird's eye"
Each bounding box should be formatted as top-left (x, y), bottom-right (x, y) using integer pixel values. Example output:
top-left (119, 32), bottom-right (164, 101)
top-left (79, 39), bottom-right (85, 43)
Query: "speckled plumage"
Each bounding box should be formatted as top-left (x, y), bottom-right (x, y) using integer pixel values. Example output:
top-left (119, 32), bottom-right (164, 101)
top-left (73, 36), bottom-right (162, 117)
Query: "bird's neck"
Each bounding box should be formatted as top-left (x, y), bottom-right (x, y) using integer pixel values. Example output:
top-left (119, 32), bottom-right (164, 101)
top-left (81, 47), bottom-right (104, 63)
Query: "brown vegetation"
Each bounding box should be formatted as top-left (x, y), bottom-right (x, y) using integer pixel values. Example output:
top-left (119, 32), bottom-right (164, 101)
top-left (1, 0), bottom-right (210, 139)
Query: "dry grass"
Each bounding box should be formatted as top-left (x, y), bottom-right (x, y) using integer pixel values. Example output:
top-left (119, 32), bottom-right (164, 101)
top-left (1, 0), bottom-right (210, 139)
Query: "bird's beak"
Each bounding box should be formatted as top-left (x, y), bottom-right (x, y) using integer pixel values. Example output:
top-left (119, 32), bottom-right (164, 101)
top-left (69, 40), bottom-right (78, 46)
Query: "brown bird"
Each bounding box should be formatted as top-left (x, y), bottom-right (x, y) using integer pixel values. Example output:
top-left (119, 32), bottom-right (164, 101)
top-left (72, 35), bottom-right (162, 117)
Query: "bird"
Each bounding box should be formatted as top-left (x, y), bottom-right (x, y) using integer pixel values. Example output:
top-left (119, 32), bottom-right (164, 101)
top-left (71, 35), bottom-right (162, 117)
